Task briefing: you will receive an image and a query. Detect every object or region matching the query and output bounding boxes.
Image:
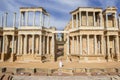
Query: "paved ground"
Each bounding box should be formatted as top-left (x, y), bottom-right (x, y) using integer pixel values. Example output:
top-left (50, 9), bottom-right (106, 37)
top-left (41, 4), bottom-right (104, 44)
top-left (13, 76), bottom-right (120, 80)
top-left (0, 61), bottom-right (120, 69)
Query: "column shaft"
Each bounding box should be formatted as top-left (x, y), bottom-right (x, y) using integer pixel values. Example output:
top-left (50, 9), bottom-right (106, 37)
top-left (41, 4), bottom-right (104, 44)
top-left (79, 11), bottom-right (81, 26)
top-left (52, 34), bottom-right (55, 55)
top-left (86, 11), bottom-right (88, 26)
top-left (47, 36), bottom-right (49, 54)
top-left (32, 35), bottom-right (34, 54)
top-left (73, 36), bottom-right (75, 54)
top-left (24, 35), bottom-right (27, 54)
top-left (17, 35), bottom-right (20, 55)
top-left (100, 12), bottom-right (102, 27)
top-left (107, 36), bottom-right (110, 59)
top-left (4, 12), bottom-right (8, 27)
top-left (2, 36), bottom-right (5, 53)
top-left (87, 35), bottom-right (89, 55)
top-left (106, 13), bottom-right (108, 27)
top-left (93, 12), bottom-right (96, 26)
top-left (80, 35), bottom-right (82, 55)
top-left (94, 35), bottom-right (97, 54)
top-left (77, 36), bottom-right (79, 54)
top-left (12, 35), bottom-right (14, 54)
top-left (26, 11), bottom-right (29, 26)
top-left (33, 11), bottom-right (36, 26)
top-left (19, 13), bottom-right (21, 27)
top-left (43, 36), bottom-right (45, 54)
top-left (101, 35), bottom-right (104, 55)
top-left (116, 36), bottom-right (119, 61)
top-left (13, 13), bottom-right (16, 27)
top-left (76, 13), bottom-right (78, 28)
top-left (39, 35), bottom-right (42, 55)
top-left (72, 15), bottom-right (74, 28)
top-left (67, 35), bottom-right (69, 55)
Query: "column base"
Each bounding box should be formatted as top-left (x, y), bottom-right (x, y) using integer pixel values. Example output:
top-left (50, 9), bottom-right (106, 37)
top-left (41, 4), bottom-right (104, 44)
top-left (10, 53), bottom-right (15, 62)
top-left (50, 55), bottom-right (55, 62)
top-left (1, 53), bottom-right (5, 62)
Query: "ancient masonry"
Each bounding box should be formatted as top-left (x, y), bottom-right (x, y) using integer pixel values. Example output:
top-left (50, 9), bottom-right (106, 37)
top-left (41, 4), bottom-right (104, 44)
top-left (0, 6), bottom-right (120, 62)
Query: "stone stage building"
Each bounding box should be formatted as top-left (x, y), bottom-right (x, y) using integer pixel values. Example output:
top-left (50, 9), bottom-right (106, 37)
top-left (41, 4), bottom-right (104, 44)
top-left (0, 6), bottom-right (120, 62)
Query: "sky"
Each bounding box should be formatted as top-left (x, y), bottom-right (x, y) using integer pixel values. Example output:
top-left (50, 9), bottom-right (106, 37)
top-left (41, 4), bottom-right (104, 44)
top-left (0, 0), bottom-right (120, 30)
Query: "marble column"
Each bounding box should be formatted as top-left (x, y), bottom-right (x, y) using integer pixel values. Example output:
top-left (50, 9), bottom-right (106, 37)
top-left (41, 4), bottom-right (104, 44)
top-left (86, 11), bottom-right (88, 26)
top-left (72, 14), bottom-right (74, 28)
top-left (76, 13), bottom-right (78, 28)
top-left (0, 15), bottom-right (3, 27)
top-left (19, 13), bottom-right (21, 27)
top-left (33, 11), bottom-right (36, 26)
top-left (12, 35), bottom-right (14, 54)
top-left (73, 36), bottom-right (75, 54)
top-left (94, 35), bottom-right (97, 55)
top-left (2, 35), bottom-right (5, 53)
top-left (26, 11), bottom-right (28, 26)
top-left (20, 35), bottom-right (22, 54)
top-left (47, 36), bottom-right (49, 54)
top-left (115, 13), bottom-right (118, 28)
top-left (79, 11), bottom-right (81, 26)
top-left (17, 35), bottom-right (20, 55)
top-left (13, 12), bottom-right (16, 27)
top-left (39, 35), bottom-right (42, 55)
top-left (101, 35), bottom-right (104, 55)
top-left (77, 36), bottom-right (79, 54)
top-left (32, 35), bottom-right (34, 54)
top-left (24, 35), bottom-right (27, 54)
top-left (52, 34), bottom-right (55, 55)
top-left (116, 36), bottom-right (119, 61)
top-left (87, 35), bottom-right (89, 55)
top-left (21, 12), bottom-right (24, 26)
top-left (100, 12), bottom-right (102, 27)
top-left (80, 35), bottom-right (82, 55)
top-left (43, 36), bottom-right (45, 55)
top-left (4, 12), bottom-right (8, 27)
top-left (40, 12), bottom-right (43, 27)
top-left (106, 13), bottom-right (108, 27)
top-left (67, 35), bottom-right (70, 55)
top-left (107, 35), bottom-right (110, 59)
top-left (93, 12), bottom-right (96, 26)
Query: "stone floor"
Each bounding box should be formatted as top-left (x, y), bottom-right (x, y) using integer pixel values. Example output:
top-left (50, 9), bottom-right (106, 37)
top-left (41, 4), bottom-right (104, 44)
top-left (13, 76), bottom-right (120, 80)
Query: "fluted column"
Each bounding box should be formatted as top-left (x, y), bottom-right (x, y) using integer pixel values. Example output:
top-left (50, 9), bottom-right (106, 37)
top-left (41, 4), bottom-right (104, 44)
top-left (86, 11), bottom-right (88, 26)
top-left (76, 13), bottom-right (78, 28)
top-left (47, 36), bottom-right (49, 54)
top-left (77, 36), bottom-right (79, 54)
top-left (20, 35), bottom-right (22, 54)
top-left (39, 35), bottom-right (42, 55)
top-left (73, 36), bottom-right (75, 54)
top-left (32, 35), bottom-right (34, 54)
top-left (12, 35), bottom-right (14, 54)
top-left (72, 14), bottom-right (74, 28)
top-left (25, 11), bottom-right (28, 26)
top-left (116, 36), bottom-right (119, 61)
top-left (87, 35), bottom-right (89, 55)
top-left (94, 35), bottom-right (97, 55)
top-left (2, 35), bottom-right (5, 53)
top-left (106, 13), bottom-right (108, 27)
top-left (24, 35), bottom-right (27, 54)
top-left (80, 35), bottom-right (82, 55)
top-left (13, 12), bottom-right (16, 27)
top-left (43, 36), bottom-right (45, 55)
top-left (79, 11), bottom-right (81, 26)
top-left (100, 12), bottom-right (102, 27)
top-left (17, 35), bottom-right (20, 55)
top-left (33, 11), bottom-right (36, 26)
top-left (4, 12), bottom-right (8, 27)
top-left (19, 12), bottom-right (21, 27)
top-left (21, 12), bottom-right (24, 26)
top-left (115, 13), bottom-right (118, 28)
top-left (107, 35), bottom-right (110, 59)
top-left (93, 11), bottom-right (96, 26)
top-left (67, 35), bottom-right (69, 55)
top-left (101, 35), bottom-right (104, 55)
top-left (52, 34), bottom-right (55, 55)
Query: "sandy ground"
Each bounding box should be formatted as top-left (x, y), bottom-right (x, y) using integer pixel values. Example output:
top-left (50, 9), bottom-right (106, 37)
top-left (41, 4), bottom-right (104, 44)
top-left (0, 61), bottom-right (120, 69)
